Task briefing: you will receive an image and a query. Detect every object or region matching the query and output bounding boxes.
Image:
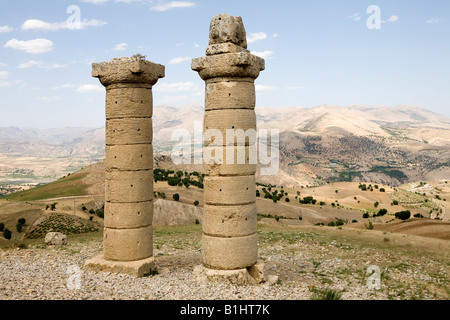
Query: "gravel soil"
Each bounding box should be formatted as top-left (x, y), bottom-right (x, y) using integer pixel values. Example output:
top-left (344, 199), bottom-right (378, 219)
top-left (0, 225), bottom-right (448, 300)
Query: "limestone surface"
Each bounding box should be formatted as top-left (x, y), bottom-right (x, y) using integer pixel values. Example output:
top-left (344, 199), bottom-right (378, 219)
top-left (192, 14), bottom-right (265, 277)
top-left (86, 56), bottom-right (164, 277)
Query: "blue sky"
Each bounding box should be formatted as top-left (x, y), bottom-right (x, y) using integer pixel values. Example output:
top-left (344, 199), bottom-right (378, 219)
top-left (0, 0), bottom-right (449, 128)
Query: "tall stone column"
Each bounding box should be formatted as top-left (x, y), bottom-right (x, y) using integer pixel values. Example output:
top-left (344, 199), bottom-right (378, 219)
top-left (192, 14), bottom-right (266, 284)
top-left (85, 56), bottom-right (165, 277)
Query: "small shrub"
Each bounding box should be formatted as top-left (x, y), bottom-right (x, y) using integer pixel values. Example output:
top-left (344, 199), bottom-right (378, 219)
top-left (352, 219), bottom-right (357, 223)
top-left (89, 209), bottom-right (95, 215)
top-left (194, 200), bottom-right (199, 206)
top-left (16, 222), bottom-right (22, 233)
top-left (195, 219), bottom-right (200, 225)
top-left (336, 220), bottom-right (344, 226)
top-left (395, 211), bottom-right (411, 221)
top-left (3, 228), bottom-right (12, 240)
top-left (285, 198), bottom-right (290, 203)
top-left (298, 216), bottom-right (303, 221)
top-left (365, 221), bottom-right (374, 230)
top-left (173, 194), bottom-right (180, 201)
top-left (328, 221), bottom-right (336, 227)
top-left (363, 213), bottom-right (369, 219)
top-left (18, 218), bottom-right (26, 225)
top-left (311, 289), bottom-right (342, 300)
top-left (0, 222), bottom-right (4, 232)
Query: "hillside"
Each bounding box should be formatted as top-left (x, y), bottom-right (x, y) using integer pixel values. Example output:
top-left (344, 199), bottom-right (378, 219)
top-left (1, 104), bottom-right (450, 190)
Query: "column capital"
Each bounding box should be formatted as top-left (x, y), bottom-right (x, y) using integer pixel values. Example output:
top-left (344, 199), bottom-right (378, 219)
top-left (192, 52), bottom-right (265, 81)
top-left (92, 56), bottom-right (165, 88)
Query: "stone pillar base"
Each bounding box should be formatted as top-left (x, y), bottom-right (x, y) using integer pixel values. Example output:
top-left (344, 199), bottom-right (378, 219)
top-left (84, 255), bottom-right (156, 278)
top-left (193, 261), bottom-right (267, 286)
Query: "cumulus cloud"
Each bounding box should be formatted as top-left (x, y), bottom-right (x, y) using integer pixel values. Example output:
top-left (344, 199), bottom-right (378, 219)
top-left (382, 15), bottom-right (399, 23)
top-left (151, 1), bottom-right (195, 11)
top-left (0, 71), bottom-right (9, 79)
top-left (113, 42), bottom-right (128, 51)
top-left (0, 25), bottom-right (13, 33)
top-left (251, 50), bottom-right (274, 60)
top-left (21, 18), bottom-right (107, 31)
top-left (255, 85), bottom-right (277, 92)
top-left (169, 57), bottom-right (191, 64)
top-left (52, 84), bottom-right (76, 90)
top-left (247, 32), bottom-right (267, 44)
top-left (4, 38), bottom-right (54, 54)
top-left (427, 18), bottom-right (445, 24)
top-left (17, 60), bottom-right (68, 69)
top-left (76, 84), bottom-right (103, 93)
top-left (81, 0), bottom-right (141, 3)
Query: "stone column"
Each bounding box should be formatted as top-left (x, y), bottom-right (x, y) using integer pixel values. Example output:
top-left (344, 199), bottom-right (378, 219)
top-left (192, 14), bottom-right (266, 284)
top-left (85, 56), bottom-right (165, 277)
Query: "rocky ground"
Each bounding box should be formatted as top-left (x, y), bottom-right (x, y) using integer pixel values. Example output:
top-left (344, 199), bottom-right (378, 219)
top-left (0, 225), bottom-right (448, 300)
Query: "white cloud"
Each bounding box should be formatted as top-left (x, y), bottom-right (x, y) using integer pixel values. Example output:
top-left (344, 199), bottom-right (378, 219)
top-left (0, 71), bottom-right (9, 79)
top-left (151, 1), bottom-right (195, 11)
top-left (4, 38), bottom-right (54, 54)
top-left (21, 18), bottom-right (107, 31)
top-left (153, 81), bottom-right (197, 92)
top-left (382, 15), bottom-right (399, 23)
top-left (169, 56), bottom-right (191, 64)
top-left (0, 62), bottom-right (8, 67)
top-left (255, 85), bottom-right (277, 92)
top-left (0, 81), bottom-right (11, 87)
top-left (18, 60), bottom-right (68, 69)
top-left (113, 42), bottom-right (128, 51)
top-left (251, 50), bottom-right (274, 59)
top-left (76, 84), bottom-right (103, 93)
top-left (193, 42), bottom-right (200, 48)
top-left (427, 18), bottom-right (445, 24)
top-left (17, 60), bottom-right (41, 69)
top-left (0, 25), bottom-right (13, 33)
top-left (247, 32), bottom-right (267, 44)
top-left (348, 13), bottom-right (361, 21)
top-left (272, 34), bottom-right (279, 39)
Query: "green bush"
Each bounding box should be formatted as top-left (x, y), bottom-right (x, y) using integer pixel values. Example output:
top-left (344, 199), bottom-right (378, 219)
top-left (336, 220), bottom-right (344, 226)
top-left (173, 193), bottom-right (180, 201)
top-left (18, 218), bottom-right (26, 225)
top-left (0, 222), bottom-right (4, 232)
top-left (3, 228), bottom-right (12, 240)
top-left (363, 213), bottom-right (369, 219)
top-left (194, 200), bottom-right (199, 206)
top-left (414, 213), bottom-right (424, 218)
top-left (395, 210), bottom-right (411, 221)
top-left (328, 221), bottom-right (336, 227)
top-left (377, 209), bottom-right (388, 216)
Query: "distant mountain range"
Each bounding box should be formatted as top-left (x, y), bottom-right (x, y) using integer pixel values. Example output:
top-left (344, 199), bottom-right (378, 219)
top-left (1, 104), bottom-right (450, 187)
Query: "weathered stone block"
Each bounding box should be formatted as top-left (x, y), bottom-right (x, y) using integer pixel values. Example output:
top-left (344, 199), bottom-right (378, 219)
top-left (85, 255), bottom-right (156, 278)
top-left (106, 170), bottom-right (153, 203)
top-left (103, 225), bottom-right (153, 262)
top-left (205, 80), bottom-right (255, 111)
top-left (203, 203), bottom-right (257, 237)
top-left (193, 265), bottom-right (257, 286)
top-left (92, 57), bottom-right (165, 88)
top-left (204, 109), bottom-right (256, 147)
top-left (106, 118), bottom-right (152, 146)
top-left (202, 234), bottom-right (258, 270)
top-left (106, 144), bottom-right (153, 171)
top-left (208, 14), bottom-right (247, 49)
top-left (204, 145), bottom-right (257, 176)
top-left (104, 201), bottom-right (153, 229)
top-left (192, 53), bottom-right (265, 81)
top-left (204, 175), bottom-right (255, 205)
top-left (106, 87), bottom-right (153, 119)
